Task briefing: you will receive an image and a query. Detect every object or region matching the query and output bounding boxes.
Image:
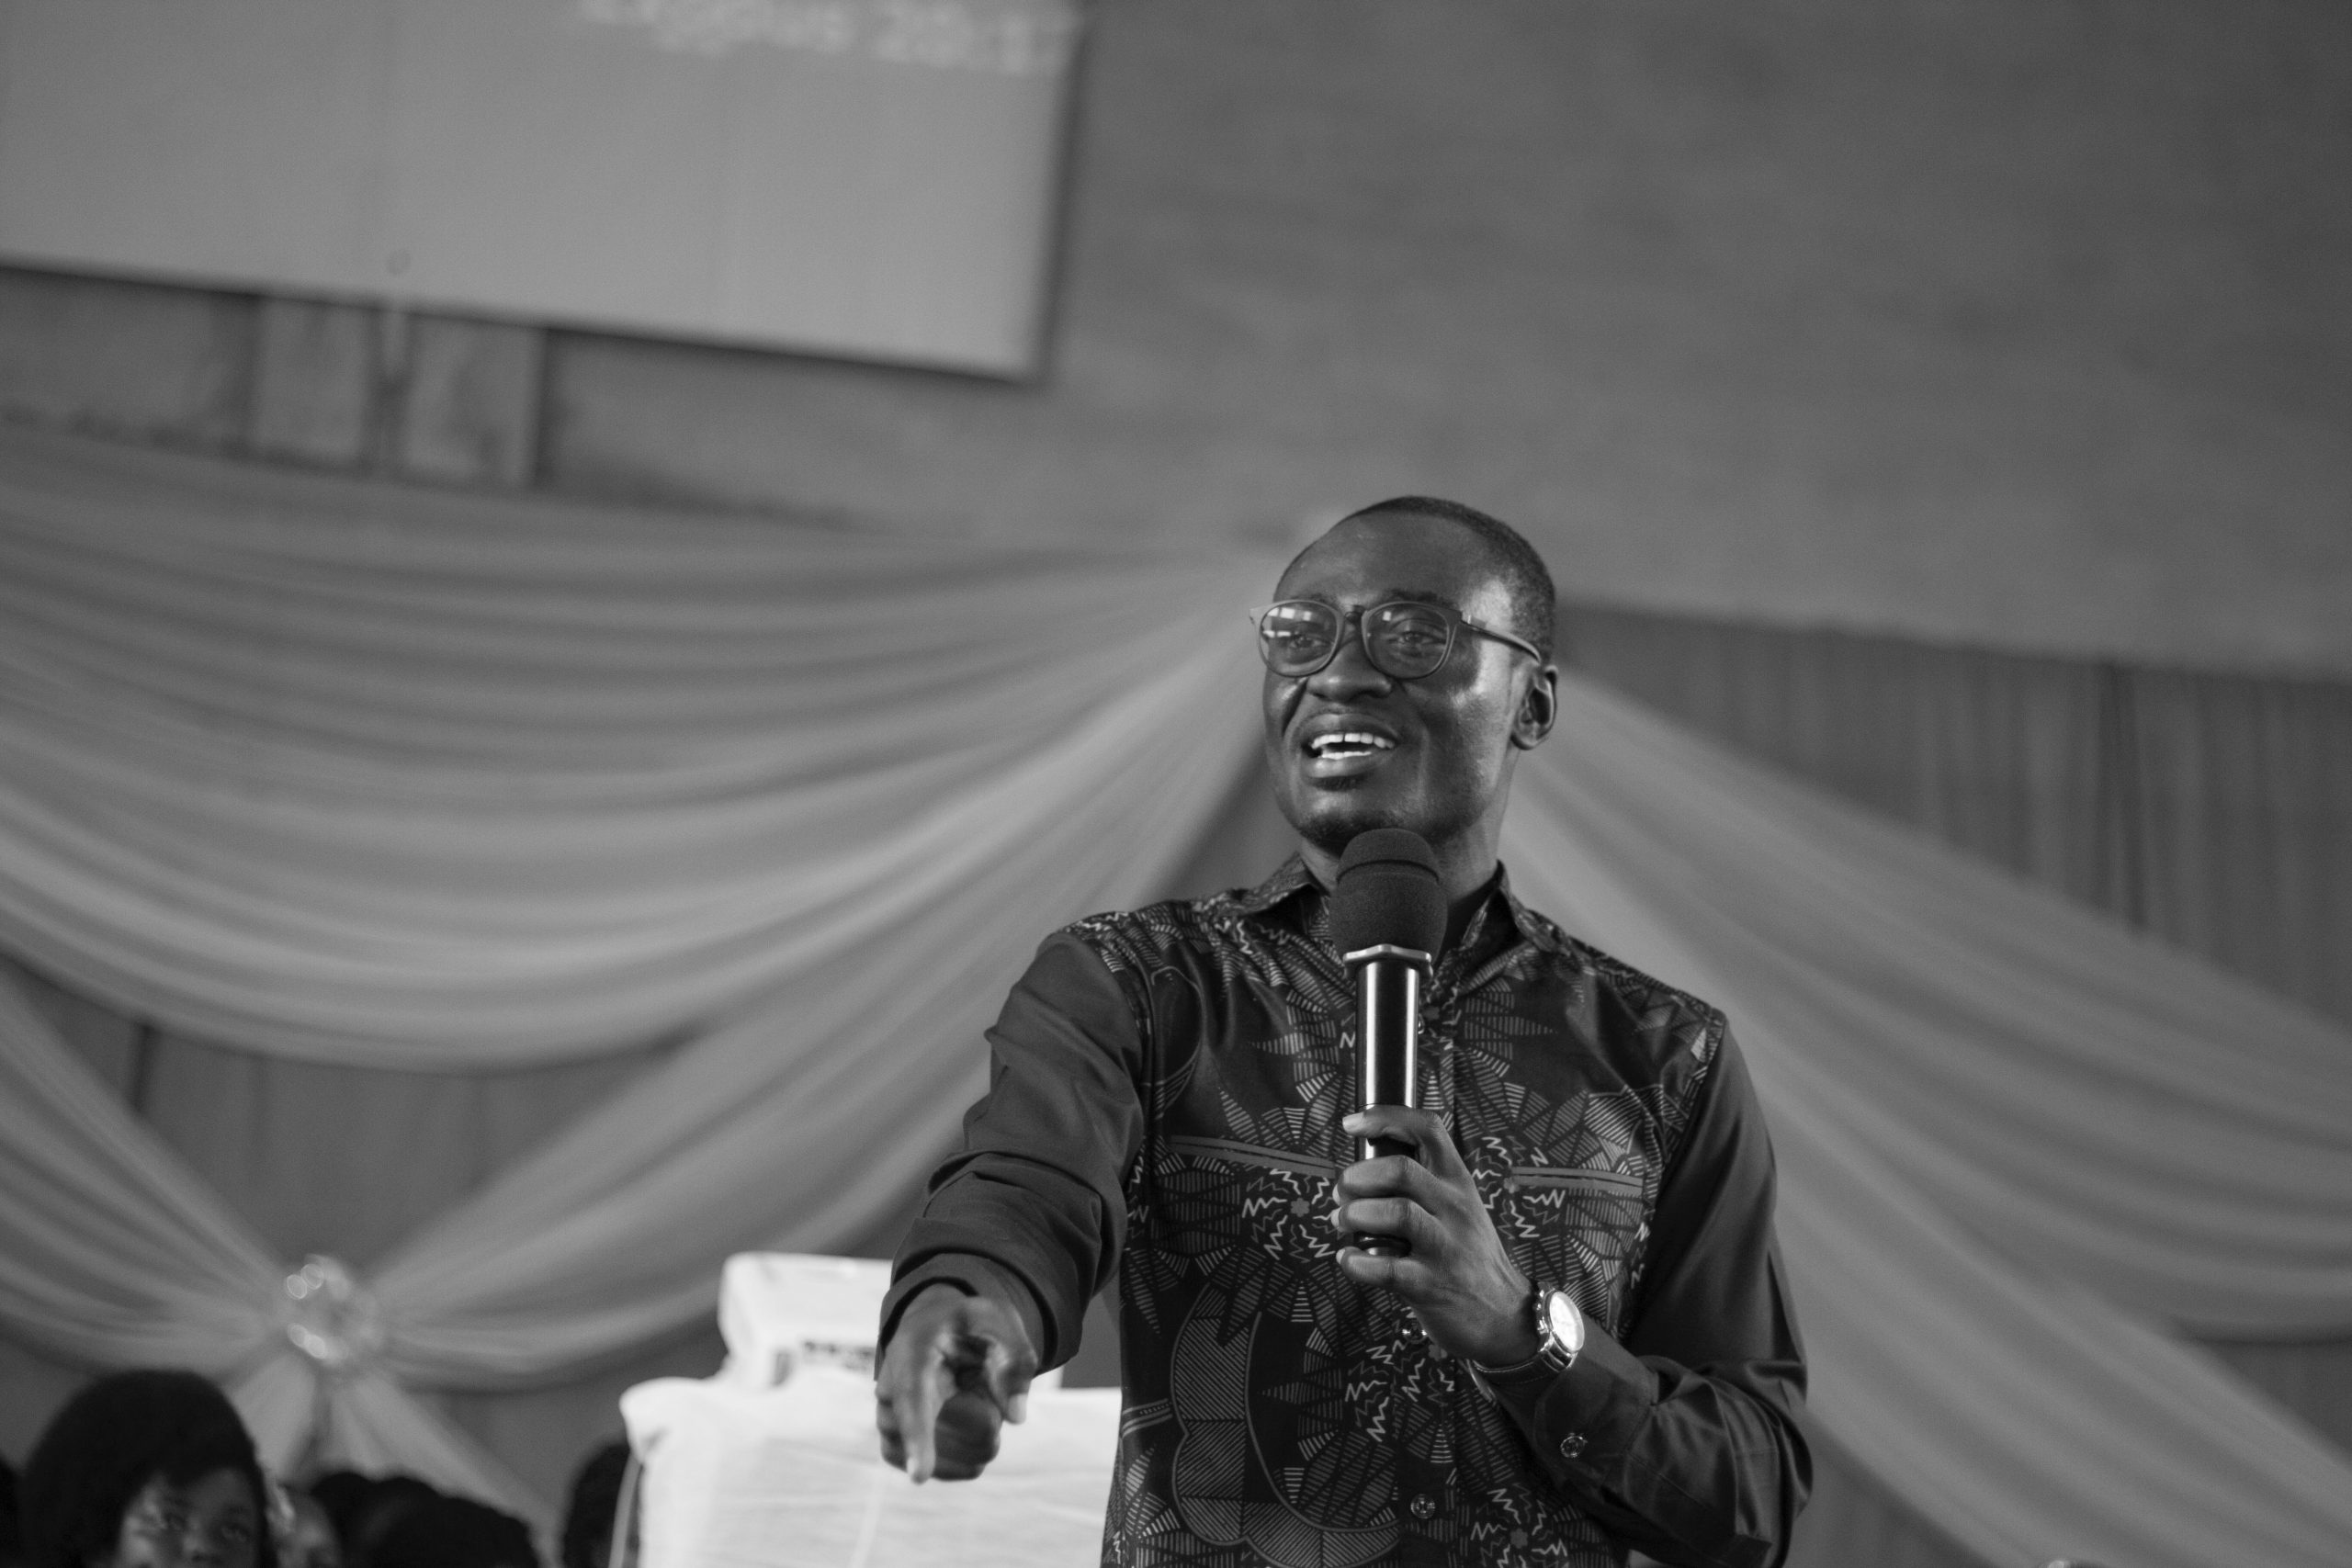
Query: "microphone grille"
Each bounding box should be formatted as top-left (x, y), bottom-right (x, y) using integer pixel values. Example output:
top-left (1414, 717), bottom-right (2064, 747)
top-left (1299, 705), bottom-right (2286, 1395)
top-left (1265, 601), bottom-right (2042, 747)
top-left (1329, 829), bottom-right (1446, 959)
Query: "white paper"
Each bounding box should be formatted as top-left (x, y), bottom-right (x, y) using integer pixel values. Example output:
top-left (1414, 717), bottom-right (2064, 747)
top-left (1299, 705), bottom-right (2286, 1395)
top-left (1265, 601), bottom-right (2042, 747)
top-left (623, 1368), bottom-right (1118, 1568)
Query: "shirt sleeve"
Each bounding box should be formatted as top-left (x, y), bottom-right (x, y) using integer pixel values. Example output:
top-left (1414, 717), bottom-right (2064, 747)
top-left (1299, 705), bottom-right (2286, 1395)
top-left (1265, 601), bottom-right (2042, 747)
top-left (878, 931), bottom-right (1146, 1371)
top-left (1481, 1024), bottom-right (1812, 1568)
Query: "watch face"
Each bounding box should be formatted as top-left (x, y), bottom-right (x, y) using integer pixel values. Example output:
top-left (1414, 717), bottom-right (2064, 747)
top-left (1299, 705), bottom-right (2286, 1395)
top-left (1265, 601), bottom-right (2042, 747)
top-left (1544, 1290), bottom-right (1584, 1354)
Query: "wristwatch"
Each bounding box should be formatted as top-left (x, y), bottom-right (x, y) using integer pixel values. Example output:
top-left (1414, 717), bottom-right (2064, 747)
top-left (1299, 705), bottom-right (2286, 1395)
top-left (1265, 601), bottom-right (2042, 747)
top-left (1468, 1284), bottom-right (1582, 1396)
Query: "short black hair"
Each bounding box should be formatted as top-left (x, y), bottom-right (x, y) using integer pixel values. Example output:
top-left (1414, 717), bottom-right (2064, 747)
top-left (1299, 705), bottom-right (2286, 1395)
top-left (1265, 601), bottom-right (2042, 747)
top-left (369, 1496), bottom-right (535, 1568)
top-left (341, 1474), bottom-right (442, 1563)
top-left (19, 1370), bottom-right (277, 1568)
top-left (1312, 496), bottom-right (1557, 660)
top-left (2, 1451), bottom-right (21, 1566)
top-left (560, 1441), bottom-right (630, 1568)
top-left (304, 1471), bottom-right (373, 1551)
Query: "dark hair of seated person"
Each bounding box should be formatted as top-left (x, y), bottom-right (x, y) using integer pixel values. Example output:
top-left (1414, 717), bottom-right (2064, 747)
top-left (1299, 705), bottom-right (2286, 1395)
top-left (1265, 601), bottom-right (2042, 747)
top-left (367, 1497), bottom-right (535, 1568)
top-left (2, 1451), bottom-right (23, 1568)
top-left (558, 1442), bottom-right (628, 1568)
top-left (301, 1472), bottom-right (372, 1554)
top-left (19, 1369), bottom-right (278, 1568)
top-left (335, 1475), bottom-right (439, 1568)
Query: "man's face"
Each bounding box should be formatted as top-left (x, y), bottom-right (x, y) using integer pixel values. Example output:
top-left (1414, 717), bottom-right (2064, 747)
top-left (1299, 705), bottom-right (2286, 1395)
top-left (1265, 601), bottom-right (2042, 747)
top-left (1261, 514), bottom-right (1545, 860)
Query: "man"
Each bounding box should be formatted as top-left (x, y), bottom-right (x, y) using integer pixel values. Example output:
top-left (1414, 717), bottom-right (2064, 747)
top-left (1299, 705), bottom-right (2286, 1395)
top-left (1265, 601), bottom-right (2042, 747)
top-left (876, 499), bottom-right (1809, 1567)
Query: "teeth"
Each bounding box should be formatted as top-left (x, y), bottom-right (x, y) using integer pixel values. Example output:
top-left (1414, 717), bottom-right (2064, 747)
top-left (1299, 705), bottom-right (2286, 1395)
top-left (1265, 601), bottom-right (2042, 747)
top-left (1309, 731), bottom-right (1395, 757)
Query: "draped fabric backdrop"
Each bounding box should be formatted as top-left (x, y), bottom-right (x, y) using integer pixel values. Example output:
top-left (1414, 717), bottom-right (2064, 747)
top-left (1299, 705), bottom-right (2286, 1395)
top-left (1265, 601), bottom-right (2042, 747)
top-left (4, 426), bottom-right (2352, 1567)
top-left (1566, 610), bottom-right (2352, 1034)
top-left (1560, 608), bottom-right (2352, 1565)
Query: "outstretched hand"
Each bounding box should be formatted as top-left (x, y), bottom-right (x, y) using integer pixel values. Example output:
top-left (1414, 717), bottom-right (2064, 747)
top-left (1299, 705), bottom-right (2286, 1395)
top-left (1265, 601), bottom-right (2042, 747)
top-left (875, 1283), bottom-right (1037, 1483)
top-left (1332, 1106), bottom-right (1539, 1367)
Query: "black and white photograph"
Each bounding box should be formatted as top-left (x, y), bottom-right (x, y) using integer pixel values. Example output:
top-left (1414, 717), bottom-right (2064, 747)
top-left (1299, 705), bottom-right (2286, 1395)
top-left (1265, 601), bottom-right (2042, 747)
top-left (0, 4), bottom-right (2346, 1567)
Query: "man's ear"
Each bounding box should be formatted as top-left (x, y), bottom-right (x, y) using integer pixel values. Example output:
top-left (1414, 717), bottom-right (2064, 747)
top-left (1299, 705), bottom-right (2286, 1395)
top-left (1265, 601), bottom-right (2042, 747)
top-left (1510, 665), bottom-right (1559, 750)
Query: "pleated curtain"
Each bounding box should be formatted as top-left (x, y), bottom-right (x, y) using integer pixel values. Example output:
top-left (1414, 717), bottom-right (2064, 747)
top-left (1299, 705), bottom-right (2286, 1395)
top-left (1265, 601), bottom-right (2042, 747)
top-left (4, 426), bottom-right (2351, 1567)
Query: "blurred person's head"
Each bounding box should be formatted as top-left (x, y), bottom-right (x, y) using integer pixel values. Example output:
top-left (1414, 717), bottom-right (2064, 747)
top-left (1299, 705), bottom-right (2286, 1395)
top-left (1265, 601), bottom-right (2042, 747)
top-left (276, 1495), bottom-right (335, 1568)
top-left (289, 1479), bottom-right (363, 1564)
top-left (333, 1479), bottom-right (435, 1568)
top-left (19, 1370), bottom-right (277, 1568)
top-left (366, 1498), bottom-right (532, 1568)
top-left (557, 1443), bottom-right (634, 1568)
top-left (2, 1452), bottom-right (23, 1567)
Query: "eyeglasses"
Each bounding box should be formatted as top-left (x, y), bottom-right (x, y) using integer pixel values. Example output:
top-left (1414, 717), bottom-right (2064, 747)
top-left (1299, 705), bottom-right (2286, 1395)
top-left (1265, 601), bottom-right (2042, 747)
top-left (1250, 598), bottom-right (1544, 682)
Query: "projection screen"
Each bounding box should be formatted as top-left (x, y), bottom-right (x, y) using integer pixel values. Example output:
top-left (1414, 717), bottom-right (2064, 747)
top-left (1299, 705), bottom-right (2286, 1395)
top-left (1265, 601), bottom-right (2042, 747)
top-left (0, 0), bottom-right (1081, 375)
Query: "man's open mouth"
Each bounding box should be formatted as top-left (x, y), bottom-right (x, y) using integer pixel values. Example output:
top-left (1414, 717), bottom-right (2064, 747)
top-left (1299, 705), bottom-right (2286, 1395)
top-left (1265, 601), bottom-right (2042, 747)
top-left (1306, 731), bottom-right (1396, 760)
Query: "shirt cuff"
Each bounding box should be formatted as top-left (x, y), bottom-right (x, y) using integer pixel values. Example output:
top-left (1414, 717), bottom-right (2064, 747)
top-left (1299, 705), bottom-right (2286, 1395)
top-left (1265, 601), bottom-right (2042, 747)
top-left (1482, 1315), bottom-right (1658, 1478)
top-left (878, 1251), bottom-right (1054, 1370)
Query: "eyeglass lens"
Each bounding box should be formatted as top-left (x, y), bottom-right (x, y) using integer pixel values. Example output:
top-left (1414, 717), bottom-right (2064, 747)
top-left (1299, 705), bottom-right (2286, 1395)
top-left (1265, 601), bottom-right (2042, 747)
top-left (1258, 601), bottom-right (1456, 679)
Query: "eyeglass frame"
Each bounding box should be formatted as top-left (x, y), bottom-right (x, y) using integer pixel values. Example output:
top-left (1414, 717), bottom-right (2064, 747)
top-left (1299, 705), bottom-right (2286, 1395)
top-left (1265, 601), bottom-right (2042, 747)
top-left (1249, 597), bottom-right (1546, 682)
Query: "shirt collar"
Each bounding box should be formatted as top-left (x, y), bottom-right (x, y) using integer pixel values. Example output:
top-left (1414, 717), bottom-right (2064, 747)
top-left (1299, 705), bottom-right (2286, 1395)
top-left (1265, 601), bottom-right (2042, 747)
top-left (1235, 854), bottom-right (1318, 916)
top-left (1236, 852), bottom-right (1566, 961)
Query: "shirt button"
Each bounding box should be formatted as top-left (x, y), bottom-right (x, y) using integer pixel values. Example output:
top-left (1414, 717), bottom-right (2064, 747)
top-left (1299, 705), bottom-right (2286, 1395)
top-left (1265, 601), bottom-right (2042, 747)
top-left (1558, 1431), bottom-right (1588, 1460)
top-left (1408, 1494), bottom-right (1438, 1521)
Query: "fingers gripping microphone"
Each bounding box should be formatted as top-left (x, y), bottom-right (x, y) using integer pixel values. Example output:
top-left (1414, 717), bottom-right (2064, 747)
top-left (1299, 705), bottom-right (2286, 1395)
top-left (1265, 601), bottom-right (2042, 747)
top-left (1330, 829), bottom-right (1447, 1258)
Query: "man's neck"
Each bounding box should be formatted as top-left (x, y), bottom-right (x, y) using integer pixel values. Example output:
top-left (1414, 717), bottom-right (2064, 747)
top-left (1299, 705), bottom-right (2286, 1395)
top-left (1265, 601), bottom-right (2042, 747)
top-left (1297, 835), bottom-right (1502, 956)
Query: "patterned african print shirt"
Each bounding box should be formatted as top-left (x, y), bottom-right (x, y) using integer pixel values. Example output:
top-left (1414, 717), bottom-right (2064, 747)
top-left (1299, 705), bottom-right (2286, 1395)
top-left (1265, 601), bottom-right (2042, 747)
top-left (886, 858), bottom-right (1808, 1568)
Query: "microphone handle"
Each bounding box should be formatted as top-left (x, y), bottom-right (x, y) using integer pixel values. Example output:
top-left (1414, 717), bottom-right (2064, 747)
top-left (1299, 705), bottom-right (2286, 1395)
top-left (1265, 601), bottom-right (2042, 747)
top-left (1351, 953), bottom-right (1423, 1257)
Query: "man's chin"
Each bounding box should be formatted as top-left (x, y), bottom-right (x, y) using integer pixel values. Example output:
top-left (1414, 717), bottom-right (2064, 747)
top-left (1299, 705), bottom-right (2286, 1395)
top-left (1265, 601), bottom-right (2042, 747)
top-left (1285, 789), bottom-right (1412, 858)
top-left (1279, 780), bottom-right (1482, 863)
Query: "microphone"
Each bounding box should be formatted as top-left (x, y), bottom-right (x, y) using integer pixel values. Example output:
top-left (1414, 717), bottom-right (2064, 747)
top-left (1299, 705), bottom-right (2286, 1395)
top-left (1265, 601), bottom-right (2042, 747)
top-left (1329, 829), bottom-right (1447, 1258)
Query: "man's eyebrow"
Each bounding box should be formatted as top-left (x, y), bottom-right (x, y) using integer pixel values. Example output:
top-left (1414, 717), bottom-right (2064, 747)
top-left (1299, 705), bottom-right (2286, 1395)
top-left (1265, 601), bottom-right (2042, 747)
top-left (1286, 587), bottom-right (1467, 613)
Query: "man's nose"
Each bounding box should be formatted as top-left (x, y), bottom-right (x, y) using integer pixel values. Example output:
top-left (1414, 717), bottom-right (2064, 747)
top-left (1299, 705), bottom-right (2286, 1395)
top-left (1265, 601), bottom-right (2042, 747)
top-left (1305, 623), bottom-right (1394, 698)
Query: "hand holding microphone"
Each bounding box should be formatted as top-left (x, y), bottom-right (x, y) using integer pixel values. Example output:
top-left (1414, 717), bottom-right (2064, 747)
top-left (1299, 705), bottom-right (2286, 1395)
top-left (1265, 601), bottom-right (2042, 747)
top-left (1329, 830), bottom-right (1539, 1368)
top-left (1329, 829), bottom-right (1449, 1232)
